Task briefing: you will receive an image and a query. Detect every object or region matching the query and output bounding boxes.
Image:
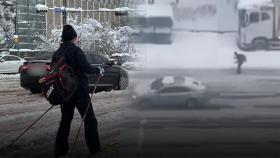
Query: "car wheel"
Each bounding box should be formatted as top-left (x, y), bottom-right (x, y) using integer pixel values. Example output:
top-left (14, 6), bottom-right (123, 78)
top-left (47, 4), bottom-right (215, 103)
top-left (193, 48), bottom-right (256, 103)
top-left (118, 75), bottom-right (128, 90)
top-left (29, 88), bottom-right (41, 94)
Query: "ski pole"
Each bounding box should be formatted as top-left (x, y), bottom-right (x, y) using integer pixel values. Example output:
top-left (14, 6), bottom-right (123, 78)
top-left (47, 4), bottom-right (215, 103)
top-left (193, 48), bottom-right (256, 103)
top-left (6, 105), bottom-right (55, 149)
top-left (69, 75), bottom-right (102, 155)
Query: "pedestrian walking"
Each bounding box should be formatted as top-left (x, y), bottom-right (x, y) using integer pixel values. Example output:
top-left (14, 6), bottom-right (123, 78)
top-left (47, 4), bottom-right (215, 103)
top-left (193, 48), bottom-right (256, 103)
top-left (52, 25), bottom-right (103, 158)
top-left (234, 51), bottom-right (246, 74)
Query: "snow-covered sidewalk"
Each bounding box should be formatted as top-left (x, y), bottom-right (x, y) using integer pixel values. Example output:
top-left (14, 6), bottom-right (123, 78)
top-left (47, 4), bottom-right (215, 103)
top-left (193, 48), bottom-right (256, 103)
top-left (137, 32), bottom-right (280, 69)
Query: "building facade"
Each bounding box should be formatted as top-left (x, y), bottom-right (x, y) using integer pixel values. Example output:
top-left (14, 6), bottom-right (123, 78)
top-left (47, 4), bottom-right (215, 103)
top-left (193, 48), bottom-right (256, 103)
top-left (46, 0), bottom-right (133, 32)
top-left (15, 0), bottom-right (136, 50)
top-left (15, 0), bottom-right (46, 49)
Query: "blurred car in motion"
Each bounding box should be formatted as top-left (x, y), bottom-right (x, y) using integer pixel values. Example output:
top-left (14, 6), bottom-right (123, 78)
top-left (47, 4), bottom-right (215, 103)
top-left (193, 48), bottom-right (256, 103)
top-left (0, 55), bottom-right (25, 74)
top-left (132, 76), bottom-right (208, 108)
top-left (20, 53), bottom-right (129, 93)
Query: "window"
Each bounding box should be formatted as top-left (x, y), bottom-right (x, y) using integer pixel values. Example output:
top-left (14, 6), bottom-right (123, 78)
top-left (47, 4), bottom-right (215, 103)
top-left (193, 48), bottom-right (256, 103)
top-left (86, 54), bottom-right (109, 64)
top-left (239, 10), bottom-right (248, 27)
top-left (160, 86), bottom-right (191, 93)
top-left (261, 12), bottom-right (270, 21)
top-left (2, 56), bottom-right (10, 61)
top-left (94, 54), bottom-right (108, 64)
top-left (193, 81), bottom-right (200, 85)
top-left (8, 56), bottom-right (21, 61)
top-left (84, 54), bottom-right (110, 64)
top-left (250, 12), bottom-right (259, 23)
top-left (85, 54), bottom-right (95, 63)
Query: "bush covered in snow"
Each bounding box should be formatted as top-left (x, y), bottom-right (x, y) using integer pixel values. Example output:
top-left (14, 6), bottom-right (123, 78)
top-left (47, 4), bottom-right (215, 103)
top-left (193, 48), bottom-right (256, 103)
top-left (34, 16), bottom-right (135, 57)
top-left (33, 29), bottom-right (61, 52)
top-left (0, 0), bottom-right (15, 49)
top-left (95, 26), bottom-right (136, 57)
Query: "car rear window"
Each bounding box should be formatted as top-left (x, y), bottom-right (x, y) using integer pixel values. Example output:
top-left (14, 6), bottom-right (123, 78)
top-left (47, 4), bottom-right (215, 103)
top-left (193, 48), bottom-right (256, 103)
top-left (85, 53), bottom-right (109, 64)
top-left (85, 54), bottom-right (95, 63)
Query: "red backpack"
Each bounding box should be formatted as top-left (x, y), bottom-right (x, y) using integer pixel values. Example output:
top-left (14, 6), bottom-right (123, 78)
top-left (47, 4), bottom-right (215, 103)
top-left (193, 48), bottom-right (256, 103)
top-left (41, 55), bottom-right (78, 106)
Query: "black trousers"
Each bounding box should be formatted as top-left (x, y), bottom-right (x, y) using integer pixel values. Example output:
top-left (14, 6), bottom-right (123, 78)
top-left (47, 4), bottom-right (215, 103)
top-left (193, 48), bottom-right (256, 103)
top-left (55, 87), bottom-right (101, 156)
top-left (237, 63), bottom-right (243, 74)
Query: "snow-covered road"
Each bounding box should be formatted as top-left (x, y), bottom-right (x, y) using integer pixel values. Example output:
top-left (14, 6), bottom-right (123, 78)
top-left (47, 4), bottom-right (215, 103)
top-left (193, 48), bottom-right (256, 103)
top-left (0, 75), bottom-right (130, 158)
top-left (122, 69), bottom-right (280, 157)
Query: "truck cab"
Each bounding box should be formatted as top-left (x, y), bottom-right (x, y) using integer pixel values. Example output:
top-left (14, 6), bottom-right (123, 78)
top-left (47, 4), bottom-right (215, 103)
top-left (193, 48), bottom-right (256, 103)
top-left (238, 0), bottom-right (276, 50)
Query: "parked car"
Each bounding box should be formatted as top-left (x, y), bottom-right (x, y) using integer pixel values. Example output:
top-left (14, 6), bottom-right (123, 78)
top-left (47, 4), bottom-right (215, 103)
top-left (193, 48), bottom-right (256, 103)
top-left (20, 58), bottom-right (51, 93)
top-left (0, 55), bottom-right (25, 74)
top-left (86, 53), bottom-right (129, 92)
top-left (132, 76), bottom-right (208, 108)
top-left (20, 53), bottom-right (129, 93)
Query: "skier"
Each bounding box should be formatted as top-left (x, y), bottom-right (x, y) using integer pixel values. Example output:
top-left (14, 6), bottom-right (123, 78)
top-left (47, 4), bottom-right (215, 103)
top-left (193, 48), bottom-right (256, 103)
top-left (52, 25), bottom-right (102, 157)
top-left (234, 51), bottom-right (246, 74)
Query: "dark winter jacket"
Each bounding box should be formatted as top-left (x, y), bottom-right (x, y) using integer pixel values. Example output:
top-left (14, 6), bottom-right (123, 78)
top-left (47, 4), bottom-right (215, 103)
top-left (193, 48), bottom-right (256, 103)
top-left (234, 53), bottom-right (246, 64)
top-left (51, 42), bottom-right (99, 89)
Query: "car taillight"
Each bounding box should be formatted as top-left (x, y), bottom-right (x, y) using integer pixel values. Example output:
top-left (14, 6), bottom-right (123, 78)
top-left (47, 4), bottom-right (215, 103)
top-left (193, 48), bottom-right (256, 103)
top-left (19, 65), bottom-right (28, 73)
top-left (44, 65), bottom-right (51, 72)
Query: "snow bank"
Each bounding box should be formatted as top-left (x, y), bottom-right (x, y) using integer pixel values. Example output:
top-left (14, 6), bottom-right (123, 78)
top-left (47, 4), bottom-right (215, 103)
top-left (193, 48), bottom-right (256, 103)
top-left (35, 4), bottom-right (48, 12)
top-left (9, 49), bottom-right (40, 52)
top-left (0, 74), bottom-right (20, 81)
top-left (112, 53), bottom-right (130, 57)
top-left (238, 0), bottom-right (274, 10)
top-left (137, 4), bottom-right (173, 18)
top-left (114, 7), bottom-right (133, 12)
top-left (65, 7), bottom-right (83, 12)
top-left (98, 8), bottom-right (112, 12)
top-left (18, 20), bottom-right (28, 24)
top-left (98, 7), bottom-right (133, 12)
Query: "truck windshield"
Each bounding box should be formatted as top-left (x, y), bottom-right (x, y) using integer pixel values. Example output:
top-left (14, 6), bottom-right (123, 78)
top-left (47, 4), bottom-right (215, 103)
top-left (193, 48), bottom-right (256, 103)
top-left (239, 9), bottom-right (248, 27)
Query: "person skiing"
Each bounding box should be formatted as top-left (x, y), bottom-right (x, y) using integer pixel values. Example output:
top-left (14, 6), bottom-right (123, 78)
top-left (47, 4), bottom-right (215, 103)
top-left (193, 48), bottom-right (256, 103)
top-left (234, 51), bottom-right (246, 74)
top-left (51, 25), bottom-right (103, 157)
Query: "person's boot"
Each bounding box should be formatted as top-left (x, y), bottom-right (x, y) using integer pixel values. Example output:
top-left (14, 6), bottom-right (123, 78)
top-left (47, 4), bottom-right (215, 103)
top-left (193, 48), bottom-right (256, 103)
top-left (89, 145), bottom-right (101, 154)
top-left (55, 144), bottom-right (69, 158)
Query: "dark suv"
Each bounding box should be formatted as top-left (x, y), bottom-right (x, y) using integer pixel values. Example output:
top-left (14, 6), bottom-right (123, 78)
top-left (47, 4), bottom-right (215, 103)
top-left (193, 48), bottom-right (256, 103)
top-left (20, 53), bottom-right (129, 93)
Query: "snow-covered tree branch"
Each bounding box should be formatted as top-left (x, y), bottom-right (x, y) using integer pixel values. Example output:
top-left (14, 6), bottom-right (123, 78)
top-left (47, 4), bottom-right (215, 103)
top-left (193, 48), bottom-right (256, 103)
top-left (0, 0), bottom-right (16, 49)
top-left (34, 16), bottom-right (136, 57)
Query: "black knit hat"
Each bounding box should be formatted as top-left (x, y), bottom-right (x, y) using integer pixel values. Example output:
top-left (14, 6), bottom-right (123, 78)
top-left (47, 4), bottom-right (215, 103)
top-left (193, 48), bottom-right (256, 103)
top-left (61, 25), bottom-right (77, 42)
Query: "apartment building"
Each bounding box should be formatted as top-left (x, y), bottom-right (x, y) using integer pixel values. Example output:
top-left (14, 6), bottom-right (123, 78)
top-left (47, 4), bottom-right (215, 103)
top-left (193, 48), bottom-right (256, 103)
top-left (16, 0), bottom-right (135, 49)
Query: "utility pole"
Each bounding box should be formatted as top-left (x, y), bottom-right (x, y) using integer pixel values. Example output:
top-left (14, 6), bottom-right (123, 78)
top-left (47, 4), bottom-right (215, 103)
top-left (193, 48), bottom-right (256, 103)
top-left (62, 0), bottom-right (67, 25)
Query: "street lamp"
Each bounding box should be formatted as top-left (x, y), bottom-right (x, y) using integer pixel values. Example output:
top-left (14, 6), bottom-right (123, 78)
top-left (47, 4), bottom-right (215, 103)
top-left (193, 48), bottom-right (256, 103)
top-left (13, 35), bottom-right (19, 56)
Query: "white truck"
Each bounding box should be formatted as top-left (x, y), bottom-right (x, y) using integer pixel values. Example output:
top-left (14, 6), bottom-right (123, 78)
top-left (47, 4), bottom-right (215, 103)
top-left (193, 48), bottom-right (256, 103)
top-left (237, 0), bottom-right (280, 50)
